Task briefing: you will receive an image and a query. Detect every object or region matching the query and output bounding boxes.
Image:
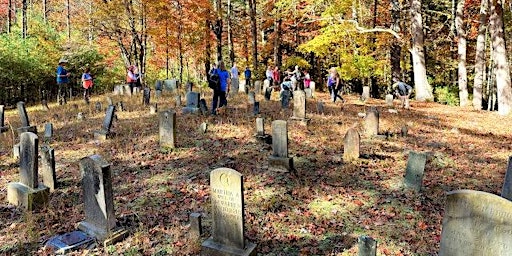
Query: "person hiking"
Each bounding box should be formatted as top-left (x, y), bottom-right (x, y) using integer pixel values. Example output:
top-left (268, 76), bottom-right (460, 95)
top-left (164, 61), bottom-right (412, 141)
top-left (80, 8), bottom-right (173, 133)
top-left (56, 58), bottom-right (70, 105)
top-left (81, 67), bottom-right (93, 104)
top-left (210, 61), bottom-right (231, 115)
top-left (126, 65), bottom-right (139, 94)
top-left (393, 78), bottom-right (413, 109)
top-left (327, 67), bottom-right (344, 103)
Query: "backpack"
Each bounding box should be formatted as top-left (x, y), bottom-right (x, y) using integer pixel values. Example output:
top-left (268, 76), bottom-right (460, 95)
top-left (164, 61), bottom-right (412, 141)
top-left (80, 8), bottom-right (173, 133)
top-left (208, 69), bottom-right (220, 90)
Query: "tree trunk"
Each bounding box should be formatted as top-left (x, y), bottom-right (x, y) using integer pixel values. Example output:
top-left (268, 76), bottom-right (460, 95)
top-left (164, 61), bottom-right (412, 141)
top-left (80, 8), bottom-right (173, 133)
top-left (205, 18), bottom-right (211, 76)
top-left (227, 0), bottom-right (235, 65)
top-left (177, 0), bottom-right (184, 84)
top-left (88, 0), bottom-right (93, 43)
top-left (248, 0), bottom-right (258, 71)
top-left (410, 0), bottom-right (433, 101)
top-left (456, 0), bottom-right (468, 106)
top-left (42, 0), bottom-right (47, 23)
top-left (390, 0), bottom-right (401, 84)
top-left (66, 0), bottom-right (71, 40)
top-left (214, 0), bottom-right (223, 61)
top-left (7, 0), bottom-right (12, 34)
top-left (22, 0), bottom-right (27, 39)
top-left (473, 0), bottom-right (489, 110)
top-left (273, 19), bottom-right (282, 68)
top-left (489, 0), bottom-right (512, 115)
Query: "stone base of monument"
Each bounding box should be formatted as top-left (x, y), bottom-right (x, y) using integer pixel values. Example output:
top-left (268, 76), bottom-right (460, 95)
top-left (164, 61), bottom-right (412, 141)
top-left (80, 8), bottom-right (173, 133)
top-left (289, 117), bottom-right (310, 126)
top-left (0, 126), bottom-right (7, 133)
top-left (182, 107), bottom-right (200, 114)
top-left (16, 125), bottom-right (37, 135)
top-left (268, 156), bottom-right (294, 172)
top-left (201, 238), bottom-right (257, 256)
top-left (7, 182), bottom-right (49, 211)
top-left (93, 130), bottom-right (111, 141)
top-left (78, 221), bottom-right (128, 247)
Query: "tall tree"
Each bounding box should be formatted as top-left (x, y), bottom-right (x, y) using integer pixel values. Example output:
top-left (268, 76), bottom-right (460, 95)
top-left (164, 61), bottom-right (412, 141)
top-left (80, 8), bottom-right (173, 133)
top-left (473, 0), bottom-right (488, 110)
top-left (227, 0), bottom-right (235, 64)
top-left (455, 0), bottom-right (468, 106)
top-left (390, 0), bottom-right (401, 84)
top-left (66, 0), bottom-right (71, 40)
top-left (273, 18), bottom-right (282, 67)
top-left (213, 0), bottom-right (222, 61)
top-left (22, 0), bottom-right (27, 39)
top-left (248, 0), bottom-right (258, 70)
top-left (410, 0), bottom-right (433, 100)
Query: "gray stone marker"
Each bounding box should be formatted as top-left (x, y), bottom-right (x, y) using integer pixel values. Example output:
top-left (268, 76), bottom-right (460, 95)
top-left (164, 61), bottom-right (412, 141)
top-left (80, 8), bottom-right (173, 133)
top-left (262, 80), bottom-right (270, 96)
top-left (439, 190), bottom-right (512, 255)
top-left (248, 92), bottom-right (256, 104)
top-left (268, 120), bottom-right (293, 171)
top-left (317, 101), bottom-right (324, 114)
top-left (264, 87), bottom-right (272, 101)
top-left (309, 81), bottom-right (316, 97)
top-left (362, 86), bottom-right (370, 100)
top-left (253, 102), bottom-right (260, 116)
top-left (16, 102), bottom-right (36, 134)
top-left (190, 212), bottom-right (202, 239)
top-left (113, 85), bottom-right (122, 95)
top-left (364, 107), bottom-right (379, 137)
top-left (291, 90), bottom-right (309, 123)
top-left (150, 104), bottom-right (158, 115)
top-left (78, 155), bottom-right (127, 245)
top-left (143, 88), bottom-right (151, 105)
top-left (95, 102), bottom-right (102, 112)
top-left (254, 80), bottom-right (262, 94)
top-left (123, 85), bottom-right (132, 96)
top-left (44, 123), bottom-right (53, 143)
top-left (201, 168), bottom-right (257, 256)
top-left (0, 105), bottom-right (7, 133)
top-left (159, 110), bottom-right (176, 149)
top-left (163, 79), bottom-right (178, 92)
top-left (403, 151), bottom-right (427, 191)
top-left (501, 156), bottom-right (512, 201)
top-left (41, 145), bottom-right (56, 192)
top-left (358, 236), bottom-right (377, 256)
top-left (45, 230), bottom-right (94, 254)
top-left (304, 88), bottom-right (313, 99)
top-left (106, 97), bottom-right (113, 106)
top-left (199, 99), bottom-right (209, 116)
top-left (343, 128), bottom-right (360, 162)
top-left (155, 80), bottom-right (163, 91)
top-left (94, 105), bottom-right (116, 141)
top-left (7, 132), bottom-right (49, 210)
top-left (281, 90), bottom-right (291, 109)
top-left (116, 101), bottom-right (124, 112)
top-left (199, 122), bottom-right (208, 133)
top-left (256, 118), bottom-right (265, 136)
top-left (183, 92), bottom-right (200, 114)
top-left (231, 78), bottom-right (239, 95)
top-left (385, 94), bottom-right (394, 107)
top-left (175, 95), bottom-right (182, 107)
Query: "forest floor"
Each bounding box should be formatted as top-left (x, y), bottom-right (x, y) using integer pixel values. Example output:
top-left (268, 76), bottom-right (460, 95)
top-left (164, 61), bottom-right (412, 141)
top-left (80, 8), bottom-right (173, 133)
top-left (0, 87), bottom-right (511, 256)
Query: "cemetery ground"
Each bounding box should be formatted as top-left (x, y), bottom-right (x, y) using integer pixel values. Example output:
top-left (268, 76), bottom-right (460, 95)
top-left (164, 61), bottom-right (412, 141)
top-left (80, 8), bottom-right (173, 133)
top-left (1, 88), bottom-right (512, 255)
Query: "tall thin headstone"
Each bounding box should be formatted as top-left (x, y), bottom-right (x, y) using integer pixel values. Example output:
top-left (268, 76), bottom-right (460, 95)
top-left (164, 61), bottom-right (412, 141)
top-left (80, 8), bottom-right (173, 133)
top-left (403, 151), bottom-right (427, 191)
top-left (254, 80), bottom-right (262, 94)
top-left (143, 88), bottom-right (151, 105)
top-left (94, 105), bottom-right (116, 141)
top-left (364, 107), bottom-right (379, 137)
top-left (253, 102), bottom-right (260, 116)
top-left (362, 86), bottom-right (370, 101)
top-left (501, 156), bottom-right (512, 201)
top-left (78, 155), bottom-right (126, 244)
top-left (201, 168), bottom-right (257, 255)
top-left (281, 90), bottom-right (291, 109)
top-left (182, 92), bottom-right (200, 114)
top-left (44, 123), bottom-right (53, 143)
top-left (7, 132), bottom-right (49, 210)
top-left (231, 79), bottom-right (239, 95)
top-left (159, 110), bottom-right (176, 149)
top-left (40, 145), bottom-right (57, 192)
top-left (256, 117), bottom-right (265, 136)
top-left (175, 95), bottom-right (182, 108)
top-left (248, 92), bottom-right (256, 104)
top-left (309, 81), bottom-right (316, 97)
top-left (16, 102), bottom-right (36, 134)
top-left (343, 128), bottom-right (360, 162)
top-left (291, 90), bottom-right (308, 122)
top-left (317, 101), bottom-right (324, 114)
top-left (95, 102), bottom-right (102, 112)
top-left (264, 87), bottom-right (272, 101)
top-left (268, 120), bottom-right (293, 171)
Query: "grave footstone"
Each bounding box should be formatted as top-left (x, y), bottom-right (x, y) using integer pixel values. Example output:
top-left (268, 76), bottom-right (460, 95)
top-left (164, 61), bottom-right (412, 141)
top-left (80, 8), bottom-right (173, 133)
top-left (190, 213), bottom-right (202, 239)
top-left (183, 92), bottom-right (200, 114)
top-left (95, 102), bottom-right (102, 112)
top-left (343, 128), bottom-right (360, 162)
top-left (78, 155), bottom-right (127, 245)
top-left (45, 230), bottom-right (94, 254)
top-left (94, 105), bottom-right (116, 141)
top-left (385, 94), bottom-right (394, 107)
top-left (199, 99), bottom-right (209, 116)
top-left (362, 86), bottom-right (370, 101)
top-left (44, 123), bottom-right (53, 143)
top-left (41, 145), bottom-right (56, 192)
top-left (159, 110), bottom-right (176, 149)
top-left (268, 120), bottom-right (293, 171)
top-left (41, 100), bottom-right (50, 111)
top-left (501, 156), bottom-right (512, 201)
top-left (264, 87), bottom-right (272, 101)
top-left (248, 92), bottom-right (256, 104)
top-left (403, 151), bottom-right (427, 191)
top-left (358, 236), bottom-right (377, 256)
top-left (16, 102), bottom-right (36, 134)
top-left (364, 107), bottom-right (379, 137)
top-left (253, 102), bottom-right (260, 116)
top-left (199, 122), bottom-right (208, 133)
top-left (281, 90), bottom-right (291, 109)
top-left (291, 90), bottom-right (309, 123)
top-left (175, 95), bottom-right (182, 108)
top-left (231, 79), bottom-right (239, 95)
top-left (7, 132), bottom-right (49, 210)
top-left (106, 97), bottom-right (113, 106)
top-left (439, 190), bottom-right (512, 255)
top-left (254, 80), bottom-right (262, 94)
top-left (304, 88), bottom-right (313, 99)
top-left (201, 168), bottom-right (257, 256)
top-left (317, 101), bottom-right (324, 114)
top-left (116, 101), bottom-right (124, 112)
top-left (143, 88), bottom-right (151, 105)
top-left (262, 80), bottom-right (270, 96)
top-left (0, 105), bottom-right (7, 133)
top-left (150, 104), bottom-right (158, 115)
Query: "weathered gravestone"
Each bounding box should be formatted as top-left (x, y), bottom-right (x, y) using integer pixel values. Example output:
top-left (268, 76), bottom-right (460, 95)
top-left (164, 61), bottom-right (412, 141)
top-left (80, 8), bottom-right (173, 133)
top-left (239, 79), bottom-right (246, 94)
top-left (183, 92), bottom-right (200, 114)
top-left (201, 168), bottom-right (257, 256)
top-left (143, 88), bottom-right (151, 105)
top-left (78, 155), bottom-right (127, 245)
top-left (113, 86), bottom-right (122, 95)
top-left (268, 120), bottom-right (293, 171)
top-left (77, 112), bottom-right (85, 121)
top-left (255, 117), bottom-right (265, 137)
top-left (175, 95), bottom-right (182, 108)
top-left (281, 91), bottom-right (291, 109)
top-left (364, 107), bottom-right (379, 137)
top-left (317, 101), bottom-right (324, 115)
top-left (253, 102), bottom-right (260, 116)
top-left (150, 104), bottom-right (158, 115)
top-left (199, 99), bottom-right (209, 116)
top-left (116, 101), bottom-right (124, 112)
top-left (95, 102), bottom-right (102, 112)
top-left (7, 132), bottom-right (49, 210)
top-left (264, 87), bottom-right (272, 101)
top-left (262, 80), bottom-right (270, 96)
top-left (254, 80), bottom-right (262, 94)
top-left (439, 190), bottom-right (512, 255)
top-left (231, 79), bottom-right (239, 95)
top-left (45, 230), bottom-right (94, 254)
top-left (291, 90), bottom-right (309, 123)
top-left (94, 105), bottom-right (116, 141)
top-left (343, 128), bottom-right (360, 162)
top-left (358, 236), bottom-right (377, 256)
top-left (40, 145), bottom-right (56, 192)
top-left (159, 110), bottom-right (176, 149)
top-left (190, 212), bottom-right (203, 240)
top-left (501, 156), bottom-right (512, 201)
top-left (123, 85), bottom-right (132, 96)
top-left (362, 86), bottom-right (370, 101)
top-left (309, 81), bottom-right (316, 97)
top-left (163, 79), bottom-right (178, 92)
top-left (133, 86), bottom-right (141, 95)
top-left (385, 94), bottom-right (394, 107)
top-left (403, 151), bottom-right (427, 191)
top-left (304, 88), bottom-right (313, 99)
top-left (16, 102), bottom-right (37, 134)
top-left (0, 105), bottom-right (7, 133)
top-left (155, 80), bottom-right (162, 91)
top-left (44, 123), bottom-right (53, 144)
top-left (248, 92), bottom-right (256, 104)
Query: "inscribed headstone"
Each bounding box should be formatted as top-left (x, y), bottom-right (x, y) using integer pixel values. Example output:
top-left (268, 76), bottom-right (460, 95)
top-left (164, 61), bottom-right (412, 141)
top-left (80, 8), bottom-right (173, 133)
top-left (44, 123), bottom-right (53, 143)
top-left (281, 90), bottom-right (291, 109)
top-left (248, 92), bottom-right (256, 104)
top-left (304, 88), bottom-right (313, 98)
top-left (501, 156), bottom-right (512, 201)
top-left (253, 102), bottom-right (260, 116)
top-left (272, 120), bottom-right (288, 157)
top-left (183, 92), bottom-right (200, 114)
top-left (403, 151), bottom-right (427, 191)
top-left (159, 110), bottom-right (176, 149)
top-left (292, 90), bottom-right (306, 119)
top-left (256, 117), bottom-right (265, 136)
top-left (364, 107), bottom-right (379, 137)
top-left (254, 80), bottom-right (262, 94)
top-left (343, 128), bottom-right (360, 162)
top-left (362, 86), bottom-right (370, 100)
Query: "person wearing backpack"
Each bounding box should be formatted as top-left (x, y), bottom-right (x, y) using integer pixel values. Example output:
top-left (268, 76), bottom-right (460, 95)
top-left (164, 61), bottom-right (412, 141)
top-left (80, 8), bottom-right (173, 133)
top-left (210, 61), bottom-right (230, 115)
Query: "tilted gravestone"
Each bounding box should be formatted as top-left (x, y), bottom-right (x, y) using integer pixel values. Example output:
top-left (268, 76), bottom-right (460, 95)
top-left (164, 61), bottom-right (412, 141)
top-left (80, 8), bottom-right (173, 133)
top-left (439, 190), bottom-right (512, 255)
top-left (281, 90), bottom-right (291, 109)
top-left (0, 105), bottom-right (7, 133)
top-left (94, 105), bottom-right (116, 141)
top-left (248, 92), bottom-right (256, 104)
top-left (199, 99), bottom-right (209, 116)
top-left (253, 102), bottom-right (260, 116)
top-left (16, 102), bottom-right (37, 134)
top-left (403, 151), bottom-right (427, 191)
top-left (385, 94), bottom-right (394, 107)
top-left (143, 88), bottom-right (151, 105)
top-left (364, 107), bottom-right (379, 137)
top-left (201, 168), bottom-right (257, 256)
top-left (343, 128), bottom-right (360, 162)
top-left (268, 120), bottom-right (293, 171)
top-left (254, 80), bottom-right (262, 94)
top-left (291, 90), bottom-right (309, 123)
top-left (358, 236), bottom-right (377, 256)
top-left (7, 132), bottom-right (49, 210)
top-left (44, 123), bottom-right (53, 144)
top-left (501, 156), bottom-right (512, 201)
top-left (78, 155), bottom-right (127, 245)
top-left (159, 110), bottom-right (176, 149)
top-left (182, 92), bottom-right (200, 114)
top-left (40, 145), bottom-right (57, 192)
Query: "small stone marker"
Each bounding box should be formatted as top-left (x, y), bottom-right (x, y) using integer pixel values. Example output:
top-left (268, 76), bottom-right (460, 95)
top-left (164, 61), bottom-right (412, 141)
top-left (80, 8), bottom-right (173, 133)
top-left (95, 102), bottom-right (102, 112)
top-left (175, 95), bottom-right (182, 107)
top-left (78, 155), bottom-right (127, 245)
top-left (364, 107), bottom-right (379, 137)
top-left (358, 236), bottom-right (377, 256)
top-left (400, 125), bottom-right (408, 137)
top-left (254, 80), bottom-right (262, 94)
top-left (256, 117), bottom-right (265, 136)
top-left (264, 87), bottom-right (272, 101)
top-left (1, 105), bottom-right (7, 133)
top-left (403, 151), bottom-right (427, 191)
top-left (7, 132), bottom-right (49, 210)
top-left (182, 92), bottom-right (200, 114)
top-left (281, 90), bottom-right (291, 109)
top-left (268, 120), bottom-right (293, 171)
top-left (45, 230), bottom-right (94, 254)
top-left (77, 112), bottom-right (85, 121)
top-left (13, 143), bottom-right (20, 158)
top-left (501, 156), bottom-right (512, 201)
top-left (199, 99), bottom-right (209, 116)
top-left (309, 82), bottom-right (316, 97)
top-left (291, 90), bottom-right (309, 123)
top-left (155, 80), bottom-right (162, 91)
top-left (150, 104), bottom-right (158, 114)
top-left (16, 101), bottom-right (36, 134)
top-left (262, 79), bottom-right (270, 95)
top-left (248, 92), bottom-right (256, 104)
top-left (116, 101), bottom-right (124, 112)
top-left (199, 122), bottom-right (207, 133)
top-left (106, 97), bottom-right (113, 106)
top-left (343, 128), bottom-right (360, 162)
top-left (231, 79), bottom-right (239, 95)
top-left (143, 87), bottom-right (151, 105)
top-left (40, 145), bottom-right (56, 192)
top-left (304, 88), bottom-right (313, 98)
top-left (94, 105), bottom-right (116, 141)
top-left (44, 123), bottom-right (53, 143)
top-left (186, 81), bottom-right (194, 92)
top-left (439, 190), bottom-right (512, 255)
top-left (385, 94), bottom-right (394, 107)
top-left (201, 168), bottom-right (257, 256)
top-left (159, 110), bottom-right (176, 149)
top-left (190, 212), bottom-right (202, 239)
top-left (362, 86), bottom-right (370, 100)
top-left (253, 102), bottom-right (260, 116)
top-left (317, 101), bottom-right (324, 114)
top-left (41, 100), bottom-right (50, 111)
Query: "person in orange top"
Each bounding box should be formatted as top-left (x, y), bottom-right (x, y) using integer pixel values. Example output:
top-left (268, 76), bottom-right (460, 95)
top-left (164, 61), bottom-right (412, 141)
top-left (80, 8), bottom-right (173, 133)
top-left (81, 67), bottom-right (93, 103)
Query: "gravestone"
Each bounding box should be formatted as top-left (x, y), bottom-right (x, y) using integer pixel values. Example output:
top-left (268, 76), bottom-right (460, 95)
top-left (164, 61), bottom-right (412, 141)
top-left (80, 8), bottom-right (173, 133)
top-left (304, 88), bottom-right (313, 99)
top-left (385, 94), bottom-right (394, 107)
top-left (268, 120), bottom-right (293, 171)
top-left (41, 145), bottom-right (56, 192)
top-left (190, 212), bottom-right (203, 239)
top-left (291, 90), bottom-right (308, 122)
top-left (133, 86), bottom-right (140, 95)
top-left (199, 99), bottom-right (209, 116)
top-left (155, 80), bottom-right (162, 91)
top-left (186, 82), bottom-right (193, 93)
top-left (439, 190), bottom-right (512, 255)
top-left (309, 82), bottom-right (316, 97)
top-left (45, 230), bottom-right (94, 254)
top-left (201, 168), bottom-right (257, 256)
top-left (400, 125), bottom-right (408, 137)
top-left (106, 97), bottom-right (113, 106)
top-left (358, 236), bottom-right (377, 256)
top-left (253, 102), bottom-right (260, 116)
top-left (248, 92), bottom-right (256, 104)
top-left (41, 100), bottom-right (50, 111)
top-left (317, 101), bottom-right (324, 114)
top-left (16, 102), bottom-right (36, 134)
top-left (501, 156), bottom-right (512, 201)
top-left (175, 95), bottom-right (182, 108)
top-left (254, 80), bottom-right (262, 94)
top-left (95, 102), bottom-right (102, 112)
top-left (239, 79), bottom-right (246, 94)
top-left (364, 107), bottom-right (379, 137)
top-left (119, 85), bottom-right (125, 95)
top-left (143, 88), bottom-right (151, 105)
top-left (156, 90), bottom-right (162, 99)
top-left (0, 105), bottom-right (7, 133)
top-left (362, 86), bottom-right (370, 100)
top-left (182, 92), bottom-right (200, 114)
top-left (262, 80), bottom-right (270, 96)
top-left (7, 132), bottom-right (49, 210)
top-left (231, 79), bottom-right (239, 95)
top-left (77, 112), bottom-right (85, 121)
top-left (150, 104), bottom-right (158, 115)
top-left (264, 87), bottom-right (272, 101)
top-left (44, 123), bottom-right (53, 143)
top-left (343, 128), bottom-right (360, 162)
top-left (281, 90), bottom-right (291, 109)
top-left (256, 117), bottom-right (265, 136)
top-left (163, 79), bottom-right (178, 92)
top-left (123, 85), bottom-right (132, 96)
top-left (113, 86), bottom-right (121, 95)
top-left (159, 110), bottom-right (176, 149)
top-left (94, 105), bottom-right (116, 141)
top-left (403, 151), bottom-right (427, 191)
top-left (78, 155), bottom-right (127, 244)
top-left (199, 122), bottom-right (208, 133)
top-left (116, 101), bottom-right (124, 112)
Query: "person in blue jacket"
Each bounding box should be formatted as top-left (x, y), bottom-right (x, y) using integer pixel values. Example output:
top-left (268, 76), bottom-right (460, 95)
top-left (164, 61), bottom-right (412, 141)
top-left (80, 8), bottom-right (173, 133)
top-left (211, 61), bottom-right (231, 115)
top-left (56, 58), bottom-right (70, 105)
